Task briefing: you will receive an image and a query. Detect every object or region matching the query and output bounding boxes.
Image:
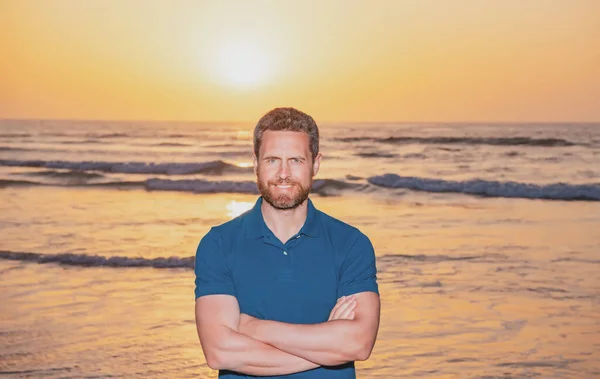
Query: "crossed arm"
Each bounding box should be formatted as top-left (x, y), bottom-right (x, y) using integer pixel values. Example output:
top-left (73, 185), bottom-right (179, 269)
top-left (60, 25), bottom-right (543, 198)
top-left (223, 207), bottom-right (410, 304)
top-left (194, 294), bottom-right (318, 376)
top-left (194, 291), bottom-right (380, 376)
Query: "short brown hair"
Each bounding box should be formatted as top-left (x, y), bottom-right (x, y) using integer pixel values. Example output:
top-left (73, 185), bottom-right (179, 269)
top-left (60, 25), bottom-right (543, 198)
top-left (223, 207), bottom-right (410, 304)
top-left (253, 107), bottom-right (319, 161)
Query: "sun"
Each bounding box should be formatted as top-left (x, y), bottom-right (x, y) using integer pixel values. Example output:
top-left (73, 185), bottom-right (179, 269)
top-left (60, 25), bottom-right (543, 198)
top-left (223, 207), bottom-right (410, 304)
top-left (215, 41), bottom-right (273, 87)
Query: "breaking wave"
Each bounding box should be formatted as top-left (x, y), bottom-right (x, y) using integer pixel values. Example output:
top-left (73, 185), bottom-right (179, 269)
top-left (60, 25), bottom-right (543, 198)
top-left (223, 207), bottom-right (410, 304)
top-left (20, 170), bottom-right (104, 179)
top-left (2, 166), bottom-right (598, 201)
top-left (368, 174), bottom-right (600, 201)
top-left (0, 177), bottom-right (363, 196)
top-left (0, 159), bottom-right (251, 175)
top-left (0, 250), bottom-right (194, 269)
top-left (145, 178), bottom-right (258, 194)
top-left (144, 178), bottom-right (363, 195)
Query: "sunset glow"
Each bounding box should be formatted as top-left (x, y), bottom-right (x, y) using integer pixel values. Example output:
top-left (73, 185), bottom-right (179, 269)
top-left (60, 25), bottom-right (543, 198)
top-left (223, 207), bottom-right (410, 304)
top-left (1, 1), bottom-right (599, 122)
top-left (2, 3), bottom-right (600, 376)
top-left (214, 40), bottom-right (275, 87)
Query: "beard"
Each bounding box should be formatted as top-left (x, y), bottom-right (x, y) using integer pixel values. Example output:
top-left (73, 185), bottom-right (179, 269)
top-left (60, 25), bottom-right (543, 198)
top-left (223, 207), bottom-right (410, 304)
top-left (257, 176), bottom-right (312, 210)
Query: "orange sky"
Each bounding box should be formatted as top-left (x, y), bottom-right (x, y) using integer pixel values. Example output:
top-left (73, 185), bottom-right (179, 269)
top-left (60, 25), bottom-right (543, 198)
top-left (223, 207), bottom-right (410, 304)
top-left (2, 1), bottom-right (599, 122)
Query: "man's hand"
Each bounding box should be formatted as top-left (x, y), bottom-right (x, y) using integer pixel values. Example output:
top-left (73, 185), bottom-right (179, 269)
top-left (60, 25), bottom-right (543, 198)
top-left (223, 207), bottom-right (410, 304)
top-left (328, 295), bottom-right (357, 321)
top-left (239, 295), bottom-right (356, 334)
top-left (234, 292), bottom-right (379, 367)
top-left (195, 295), bottom-right (321, 375)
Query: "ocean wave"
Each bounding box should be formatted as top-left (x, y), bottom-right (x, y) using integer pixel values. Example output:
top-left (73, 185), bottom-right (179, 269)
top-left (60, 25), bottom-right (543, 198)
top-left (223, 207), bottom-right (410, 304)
top-left (146, 178), bottom-right (258, 194)
top-left (379, 253), bottom-right (480, 262)
top-left (20, 170), bottom-right (104, 179)
top-left (0, 146), bottom-right (30, 152)
top-left (151, 142), bottom-right (193, 147)
top-left (205, 143), bottom-right (246, 148)
top-left (0, 179), bottom-right (40, 187)
top-left (551, 257), bottom-right (600, 264)
top-left (0, 250), bottom-right (194, 269)
top-left (0, 179), bottom-right (144, 188)
top-left (0, 177), bottom-right (361, 196)
top-left (145, 178), bottom-right (362, 195)
top-left (35, 132), bottom-right (131, 138)
top-left (31, 131), bottom-right (194, 139)
top-left (367, 174), bottom-right (600, 201)
top-left (84, 132), bottom-right (129, 138)
top-left (436, 147), bottom-right (463, 152)
top-left (3, 164), bottom-right (598, 201)
top-left (60, 139), bottom-right (104, 144)
top-left (312, 178), bottom-right (365, 193)
top-left (336, 136), bottom-right (577, 147)
top-left (345, 174), bottom-right (363, 181)
top-left (354, 151), bottom-right (398, 158)
top-left (0, 159), bottom-right (251, 175)
top-left (0, 133), bottom-right (31, 138)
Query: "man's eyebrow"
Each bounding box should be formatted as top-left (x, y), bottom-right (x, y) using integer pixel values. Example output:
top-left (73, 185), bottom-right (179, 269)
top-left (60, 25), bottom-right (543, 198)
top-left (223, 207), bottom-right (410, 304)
top-left (261, 155), bottom-right (306, 161)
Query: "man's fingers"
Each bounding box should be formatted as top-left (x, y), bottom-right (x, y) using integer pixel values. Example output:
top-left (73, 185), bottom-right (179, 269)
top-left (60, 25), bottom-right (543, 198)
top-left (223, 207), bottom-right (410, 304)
top-left (329, 296), bottom-right (350, 320)
top-left (331, 296), bottom-right (348, 314)
top-left (331, 296), bottom-right (356, 320)
top-left (337, 298), bottom-right (357, 319)
top-left (329, 297), bottom-right (346, 320)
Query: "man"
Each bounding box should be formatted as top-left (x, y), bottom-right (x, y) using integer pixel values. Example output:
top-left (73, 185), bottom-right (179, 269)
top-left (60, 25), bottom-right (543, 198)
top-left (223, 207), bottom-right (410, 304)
top-left (194, 107), bottom-right (380, 378)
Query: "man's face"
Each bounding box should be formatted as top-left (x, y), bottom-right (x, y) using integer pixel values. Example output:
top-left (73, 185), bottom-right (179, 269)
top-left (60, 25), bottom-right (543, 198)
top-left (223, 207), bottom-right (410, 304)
top-left (253, 130), bottom-right (321, 210)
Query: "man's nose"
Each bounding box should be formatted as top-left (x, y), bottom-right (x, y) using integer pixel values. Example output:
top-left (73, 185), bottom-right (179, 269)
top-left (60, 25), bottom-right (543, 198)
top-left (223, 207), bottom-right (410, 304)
top-left (278, 161), bottom-right (291, 178)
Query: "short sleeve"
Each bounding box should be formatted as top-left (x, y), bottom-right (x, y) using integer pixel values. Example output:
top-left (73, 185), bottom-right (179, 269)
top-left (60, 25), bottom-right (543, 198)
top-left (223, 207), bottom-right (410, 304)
top-left (194, 229), bottom-right (236, 299)
top-left (338, 232), bottom-right (379, 297)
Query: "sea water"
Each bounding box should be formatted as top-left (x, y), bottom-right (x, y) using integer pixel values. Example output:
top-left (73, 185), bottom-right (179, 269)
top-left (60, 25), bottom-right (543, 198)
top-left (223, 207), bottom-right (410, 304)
top-left (1, 120), bottom-right (599, 378)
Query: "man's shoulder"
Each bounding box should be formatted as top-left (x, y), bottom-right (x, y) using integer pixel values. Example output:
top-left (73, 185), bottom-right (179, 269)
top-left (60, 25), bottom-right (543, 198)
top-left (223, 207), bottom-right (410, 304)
top-left (207, 208), bottom-right (252, 238)
top-left (316, 207), bottom-right (367, 241)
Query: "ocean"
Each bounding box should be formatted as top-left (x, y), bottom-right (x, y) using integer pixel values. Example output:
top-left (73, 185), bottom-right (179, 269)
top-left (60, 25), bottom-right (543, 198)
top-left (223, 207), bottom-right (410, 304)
top-left (1, 120), bottom-right (599, 378)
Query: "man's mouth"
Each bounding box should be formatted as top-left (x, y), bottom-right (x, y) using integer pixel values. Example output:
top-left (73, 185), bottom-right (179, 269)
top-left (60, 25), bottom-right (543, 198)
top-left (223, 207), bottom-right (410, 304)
top-left (270, 182), bottom-right (294, 189)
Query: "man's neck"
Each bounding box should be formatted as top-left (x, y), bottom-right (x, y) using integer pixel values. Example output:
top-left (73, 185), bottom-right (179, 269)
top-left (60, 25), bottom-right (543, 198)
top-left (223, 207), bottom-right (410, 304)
top-left (261, 199), bottom-right (308, 244)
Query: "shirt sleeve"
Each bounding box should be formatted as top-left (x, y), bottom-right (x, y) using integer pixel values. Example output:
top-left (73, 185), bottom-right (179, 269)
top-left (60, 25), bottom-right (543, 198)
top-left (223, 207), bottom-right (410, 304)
top-left (338, 231), bottom-right (379, 297)
top-left (194, 229), bottom-right (236, 299)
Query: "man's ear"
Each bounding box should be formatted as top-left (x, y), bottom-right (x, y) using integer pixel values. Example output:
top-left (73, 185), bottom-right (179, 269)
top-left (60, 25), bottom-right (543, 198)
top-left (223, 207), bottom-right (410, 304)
top-left (312, 152), bottom-right (322, 177)
top-left (252, 153), bottom-right (258, 175)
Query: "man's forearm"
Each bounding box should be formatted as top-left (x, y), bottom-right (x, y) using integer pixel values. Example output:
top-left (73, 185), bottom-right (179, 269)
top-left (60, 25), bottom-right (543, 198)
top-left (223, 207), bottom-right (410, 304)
top-left (209, 326), bottom-right (319, 376)
top-left (242, 319), bottom-right (366, 366)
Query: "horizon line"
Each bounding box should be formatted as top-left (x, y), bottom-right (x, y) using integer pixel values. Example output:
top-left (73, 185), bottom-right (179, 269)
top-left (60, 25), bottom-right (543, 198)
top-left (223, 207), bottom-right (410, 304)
top-left (1, 117), bottom-right (599, 125)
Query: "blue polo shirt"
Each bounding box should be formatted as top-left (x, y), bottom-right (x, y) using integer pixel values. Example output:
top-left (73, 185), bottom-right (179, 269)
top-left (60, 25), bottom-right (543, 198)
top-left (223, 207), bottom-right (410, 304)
top-left (194, 196), bottom-right (379, 379)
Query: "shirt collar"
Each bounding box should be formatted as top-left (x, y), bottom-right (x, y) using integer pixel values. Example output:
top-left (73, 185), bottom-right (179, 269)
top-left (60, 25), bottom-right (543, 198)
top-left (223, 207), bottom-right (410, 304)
top-left (245, 196), bottom-right (320, 239)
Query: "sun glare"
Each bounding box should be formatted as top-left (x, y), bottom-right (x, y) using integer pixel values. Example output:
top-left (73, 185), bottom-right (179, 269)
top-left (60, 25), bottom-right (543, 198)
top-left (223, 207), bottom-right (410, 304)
top-left (215, 41), bottom-right (273, 87)
top-left (235, 162), bottom-right (253, 168)
top-left (226, 200), bottom-right (254, 218)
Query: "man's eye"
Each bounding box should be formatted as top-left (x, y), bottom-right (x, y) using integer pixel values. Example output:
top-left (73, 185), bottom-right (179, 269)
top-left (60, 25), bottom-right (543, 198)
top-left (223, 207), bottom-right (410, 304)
top-left (291, 158), bottom-right (300, 164)
top-left (267, 158), bottom-right (277, 164)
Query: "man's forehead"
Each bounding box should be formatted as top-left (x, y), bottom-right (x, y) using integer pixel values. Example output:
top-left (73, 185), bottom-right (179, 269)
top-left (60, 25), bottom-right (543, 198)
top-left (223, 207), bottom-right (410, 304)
top-left (262, 130), bottom-right (309, 140)
top-left (260, 131), bottom-right (310, 152)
